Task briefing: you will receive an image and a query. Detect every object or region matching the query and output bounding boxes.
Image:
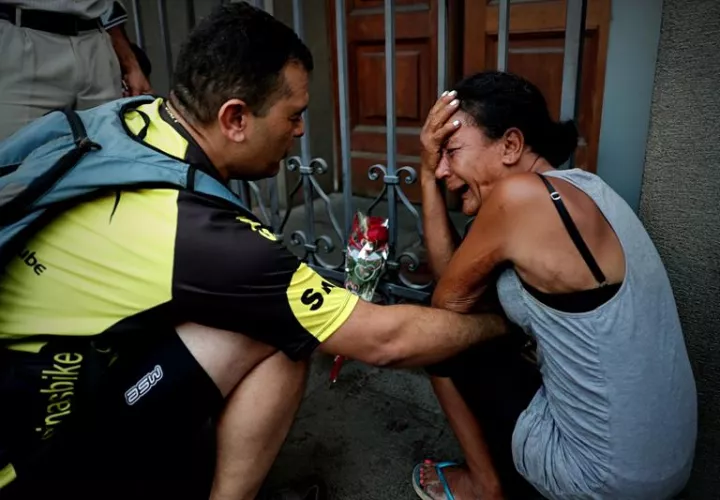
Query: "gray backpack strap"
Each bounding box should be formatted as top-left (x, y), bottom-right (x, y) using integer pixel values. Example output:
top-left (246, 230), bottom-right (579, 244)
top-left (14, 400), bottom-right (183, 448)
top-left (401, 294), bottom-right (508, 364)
top-left (0, 108), bottom-right (101, 228)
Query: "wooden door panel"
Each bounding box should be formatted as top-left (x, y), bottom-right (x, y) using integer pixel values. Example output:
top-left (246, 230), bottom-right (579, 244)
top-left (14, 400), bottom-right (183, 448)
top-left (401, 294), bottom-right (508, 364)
top-left (348, 10), bottom-right (435, 40)
top-left (352, 127), bottom-right (423, 156)
top-left (485, 32), bottom-right (600, 169)
top-left (353, 42), bottom-right (431, 127)
top-left (341, 0), bottom-right (437, 202)
top-left (351, 0), bottom-right (429, 8)
top-left (464, 0), bottom-right (611, 172)
top-left (484, 0), bottom-right (606, 34)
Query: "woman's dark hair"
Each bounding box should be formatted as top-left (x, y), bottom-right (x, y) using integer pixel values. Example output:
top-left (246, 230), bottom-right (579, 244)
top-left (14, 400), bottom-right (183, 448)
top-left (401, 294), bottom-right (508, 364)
top-left (453, 71), bottom-right (579, 167)
top-left (171, 3), bottom-right (313, 124)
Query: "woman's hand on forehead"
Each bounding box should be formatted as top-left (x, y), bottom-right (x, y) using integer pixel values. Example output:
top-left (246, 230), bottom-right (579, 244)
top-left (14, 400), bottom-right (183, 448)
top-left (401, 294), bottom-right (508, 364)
top-left (420, 91), bottom-right (462, 170)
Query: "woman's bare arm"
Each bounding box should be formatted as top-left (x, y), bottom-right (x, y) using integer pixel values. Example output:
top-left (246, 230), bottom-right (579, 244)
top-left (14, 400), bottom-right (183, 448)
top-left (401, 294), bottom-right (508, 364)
top-left (431, 177), bottom-right (531, 312)
top-left (421, 169), bottom-right (462, 280)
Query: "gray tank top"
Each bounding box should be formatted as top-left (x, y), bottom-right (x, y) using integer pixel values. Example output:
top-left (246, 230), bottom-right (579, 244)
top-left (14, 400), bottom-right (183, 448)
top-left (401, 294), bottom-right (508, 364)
top-left (497, 169), bottom-right (697, 499)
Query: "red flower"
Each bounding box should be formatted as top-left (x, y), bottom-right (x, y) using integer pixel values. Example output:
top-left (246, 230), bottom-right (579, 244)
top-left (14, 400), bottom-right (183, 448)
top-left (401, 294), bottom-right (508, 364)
top-left (366, 224), bottom-right (389, 245)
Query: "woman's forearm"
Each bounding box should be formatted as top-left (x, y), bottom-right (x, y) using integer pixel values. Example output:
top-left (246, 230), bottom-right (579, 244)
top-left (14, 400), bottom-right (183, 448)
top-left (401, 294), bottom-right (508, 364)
top-left (421, 169), bottom-right (460, 280)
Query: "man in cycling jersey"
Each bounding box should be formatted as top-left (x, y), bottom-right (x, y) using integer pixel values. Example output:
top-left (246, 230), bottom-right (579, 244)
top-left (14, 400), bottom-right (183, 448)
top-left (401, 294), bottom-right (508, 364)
top-left (0, 4), bottom-right (506, 499)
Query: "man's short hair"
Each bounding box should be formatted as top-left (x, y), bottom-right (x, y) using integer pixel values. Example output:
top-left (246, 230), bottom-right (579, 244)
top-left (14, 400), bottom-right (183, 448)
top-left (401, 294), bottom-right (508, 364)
top-left (171, 3), bottom-right (314, 124)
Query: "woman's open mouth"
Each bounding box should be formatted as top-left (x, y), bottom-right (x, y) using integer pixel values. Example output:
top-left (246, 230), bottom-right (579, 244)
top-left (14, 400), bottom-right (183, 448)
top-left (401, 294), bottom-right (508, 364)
top-left (456, 184), bottom-right (471, 199)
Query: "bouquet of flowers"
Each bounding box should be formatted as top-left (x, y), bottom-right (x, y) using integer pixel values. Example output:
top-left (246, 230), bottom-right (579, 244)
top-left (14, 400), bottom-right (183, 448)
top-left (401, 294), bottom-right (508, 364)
top-left (329, 211), bottom-right (390, 382)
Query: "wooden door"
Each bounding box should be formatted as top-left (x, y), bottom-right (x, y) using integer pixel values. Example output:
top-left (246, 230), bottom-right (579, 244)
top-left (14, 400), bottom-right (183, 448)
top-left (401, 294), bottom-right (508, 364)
top-left (464, 0), bottom-right (611, 172)
top-left (328, 0), bottom-right (610, 202)
top-left (327, 0), bottom-right (461, 202)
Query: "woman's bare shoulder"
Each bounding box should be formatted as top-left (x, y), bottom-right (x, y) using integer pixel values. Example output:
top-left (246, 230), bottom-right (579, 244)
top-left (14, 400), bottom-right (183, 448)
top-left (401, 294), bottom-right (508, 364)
top-left (486, 172), bottom-right (549, 213)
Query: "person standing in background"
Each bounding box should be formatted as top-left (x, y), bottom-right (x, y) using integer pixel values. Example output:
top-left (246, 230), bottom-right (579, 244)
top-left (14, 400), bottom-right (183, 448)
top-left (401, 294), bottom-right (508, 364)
top-left (0, 0), bottom-right (152, 141)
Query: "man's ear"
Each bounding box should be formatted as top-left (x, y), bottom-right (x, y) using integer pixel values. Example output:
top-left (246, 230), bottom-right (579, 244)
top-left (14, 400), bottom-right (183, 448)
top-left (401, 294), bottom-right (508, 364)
top-left (501, 128), bottom-right (525, 166)
top-left (217, 99), bottom-right (248, 143)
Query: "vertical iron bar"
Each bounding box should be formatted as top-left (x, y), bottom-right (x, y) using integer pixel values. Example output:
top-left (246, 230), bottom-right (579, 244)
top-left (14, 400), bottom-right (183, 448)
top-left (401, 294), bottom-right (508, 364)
top-left (157, 0), bottom-right (173, 81)
top-left (239, 182), bottom-right (251, 207)
top-left (230, 180), bottom-right (250, 208)
top-left (251, 0), bottom-right (280, 230)
top-left (384, 0), bottom-right (397, 265)
top-left (185, 0), bottom-right (196, 31)
top-left (293, 0), bottom-right (311, 169)
top-left (335, 0), bottom-right (353, 240)
top-left (253, 0), bottom-right (276, 226)
top-left (497, 0), bottom-right (510, 71)
top-left (437, 0), bottom-right (447, 96)
top-left (269, 177), bottom-right (281, 231)
top-left (560, 0), bottom-right (587, 169)
top-left (293, 0), bottom-right (316, 261)
top-left (130, 0), bottom-right (144, 48)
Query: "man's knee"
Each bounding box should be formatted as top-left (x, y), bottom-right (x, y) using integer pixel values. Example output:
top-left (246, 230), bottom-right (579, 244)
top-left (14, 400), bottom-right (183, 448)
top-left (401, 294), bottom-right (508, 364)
top-left (261, 350), bottom-right (310, 399)
top-left (175, 323), bottom-right (310, 399)
top-left (176, 322), bottom-right (278, 397)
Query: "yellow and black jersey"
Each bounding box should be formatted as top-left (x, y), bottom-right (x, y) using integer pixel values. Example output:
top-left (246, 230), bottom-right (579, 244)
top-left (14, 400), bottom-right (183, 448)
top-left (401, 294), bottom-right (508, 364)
top-left (0, 98), bottom-right (358, 359)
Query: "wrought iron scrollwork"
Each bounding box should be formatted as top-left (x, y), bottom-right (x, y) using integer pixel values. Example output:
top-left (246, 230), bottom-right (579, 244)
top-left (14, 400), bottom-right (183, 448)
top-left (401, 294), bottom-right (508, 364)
top-left (281, 156), bottom-right (345, 271)
top-left (230, 179), bottom-right (281, 232)
top-left (366, 163), bottom-right (433, 301)
top-left (229, 160), bottom-right (434, 304)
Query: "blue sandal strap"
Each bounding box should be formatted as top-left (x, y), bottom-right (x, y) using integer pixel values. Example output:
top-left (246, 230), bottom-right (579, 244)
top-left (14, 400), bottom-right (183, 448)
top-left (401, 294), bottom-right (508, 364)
top-left (434, 462), bottom-right (458, 500)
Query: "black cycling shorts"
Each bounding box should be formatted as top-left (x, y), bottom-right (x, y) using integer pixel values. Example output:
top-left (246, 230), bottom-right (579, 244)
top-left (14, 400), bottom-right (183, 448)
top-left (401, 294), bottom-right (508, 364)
top-left (0, 326), bottom-right (223, 500)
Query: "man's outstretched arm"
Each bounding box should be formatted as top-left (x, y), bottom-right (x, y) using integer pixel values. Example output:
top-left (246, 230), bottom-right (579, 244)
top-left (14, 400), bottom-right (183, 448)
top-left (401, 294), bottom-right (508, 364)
top-left (318, 299), bottom-right (507, 368)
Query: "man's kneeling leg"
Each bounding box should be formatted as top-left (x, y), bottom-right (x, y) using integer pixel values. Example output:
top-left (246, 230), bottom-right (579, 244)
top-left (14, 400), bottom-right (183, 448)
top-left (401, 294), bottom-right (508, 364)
top-left (2, 324), bottom-right (307, 500)
top-left (176, 323), bottom-right (309, 500)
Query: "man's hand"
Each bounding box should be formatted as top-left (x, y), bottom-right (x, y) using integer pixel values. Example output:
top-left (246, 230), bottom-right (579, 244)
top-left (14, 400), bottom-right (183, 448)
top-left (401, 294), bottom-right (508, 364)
top-left (122, 66), bottom-right (153, 97)
top-left (108, 26), bottom-right (154, 96)
top-left (420, 90), bottom-right (461, 180)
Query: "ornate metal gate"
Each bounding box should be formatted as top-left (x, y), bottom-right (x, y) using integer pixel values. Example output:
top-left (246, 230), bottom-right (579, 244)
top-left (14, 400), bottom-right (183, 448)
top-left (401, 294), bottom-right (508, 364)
top-left (129, 0), bottom-right (587, 304)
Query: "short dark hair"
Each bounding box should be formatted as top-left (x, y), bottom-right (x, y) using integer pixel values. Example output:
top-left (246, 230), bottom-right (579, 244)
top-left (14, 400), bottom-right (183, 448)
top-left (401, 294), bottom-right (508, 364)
top-left (171, 3), bottom-right (314, 124)
top-left (453, 71), bottom-right (579, 168)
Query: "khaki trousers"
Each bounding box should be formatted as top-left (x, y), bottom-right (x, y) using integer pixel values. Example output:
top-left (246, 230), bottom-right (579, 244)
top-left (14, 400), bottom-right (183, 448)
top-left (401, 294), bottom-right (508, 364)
top-left (0, 20), bottom-right (122, 141)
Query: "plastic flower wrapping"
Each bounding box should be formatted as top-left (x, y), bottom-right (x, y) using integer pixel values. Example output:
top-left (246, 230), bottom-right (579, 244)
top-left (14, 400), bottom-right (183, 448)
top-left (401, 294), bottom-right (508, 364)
top-left (329, 211), bottom-right (389, 383)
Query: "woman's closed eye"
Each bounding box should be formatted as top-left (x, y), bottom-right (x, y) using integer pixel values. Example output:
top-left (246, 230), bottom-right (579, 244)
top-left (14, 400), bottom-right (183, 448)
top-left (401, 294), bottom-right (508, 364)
top-left (444, 147), bottom-right (460, 158)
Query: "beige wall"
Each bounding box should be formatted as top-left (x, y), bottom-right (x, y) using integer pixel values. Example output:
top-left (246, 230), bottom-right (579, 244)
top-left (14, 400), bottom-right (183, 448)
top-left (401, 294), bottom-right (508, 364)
top-left (123, 0), bottom-right (337, 205)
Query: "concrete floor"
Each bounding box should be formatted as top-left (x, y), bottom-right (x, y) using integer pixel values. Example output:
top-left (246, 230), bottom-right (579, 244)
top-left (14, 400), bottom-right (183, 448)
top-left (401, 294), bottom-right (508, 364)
top-left (260, 194), bottom-right (469, 499)
top-left (267, 354), bottom-right (463, 500)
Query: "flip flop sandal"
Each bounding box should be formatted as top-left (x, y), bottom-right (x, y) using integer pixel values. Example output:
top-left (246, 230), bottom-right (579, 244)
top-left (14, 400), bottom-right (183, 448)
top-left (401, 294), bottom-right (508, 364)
top-left (412, 460), bottom-right (458, 500)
